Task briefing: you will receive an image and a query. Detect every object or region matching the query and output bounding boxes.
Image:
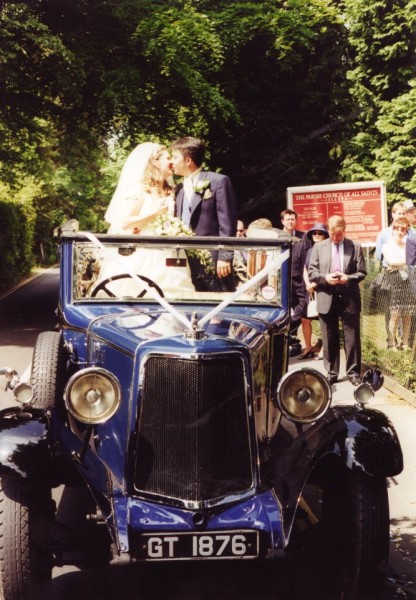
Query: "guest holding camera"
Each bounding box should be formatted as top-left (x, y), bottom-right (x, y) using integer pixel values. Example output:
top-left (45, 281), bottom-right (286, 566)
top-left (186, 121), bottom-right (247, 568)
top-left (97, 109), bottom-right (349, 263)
top-left (308, 216), bottom-right (367, 386)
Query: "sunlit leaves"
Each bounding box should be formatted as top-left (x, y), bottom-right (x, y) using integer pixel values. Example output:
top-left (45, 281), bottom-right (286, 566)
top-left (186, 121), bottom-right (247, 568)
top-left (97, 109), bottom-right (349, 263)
top-left (340, 0), bottom-right (416, 201)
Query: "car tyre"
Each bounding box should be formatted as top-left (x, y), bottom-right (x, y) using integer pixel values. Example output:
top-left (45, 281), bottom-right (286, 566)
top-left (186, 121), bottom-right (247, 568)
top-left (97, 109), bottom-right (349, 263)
top-left (0, 478), bottom-right (54, 599)
top-left (290, 466), bottom-right (389, 599)
top-left (30, 331), bottom-right (65, 410)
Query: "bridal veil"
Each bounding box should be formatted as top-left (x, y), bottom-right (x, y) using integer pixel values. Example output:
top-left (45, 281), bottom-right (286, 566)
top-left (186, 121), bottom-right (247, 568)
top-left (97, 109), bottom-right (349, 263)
top-left (104, 142), bottom-right (163, 226)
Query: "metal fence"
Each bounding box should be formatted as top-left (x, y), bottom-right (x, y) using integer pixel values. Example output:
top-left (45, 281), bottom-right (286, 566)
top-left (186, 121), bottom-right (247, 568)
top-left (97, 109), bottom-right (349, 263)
top-left (361, 256), bottom-right (416, 396)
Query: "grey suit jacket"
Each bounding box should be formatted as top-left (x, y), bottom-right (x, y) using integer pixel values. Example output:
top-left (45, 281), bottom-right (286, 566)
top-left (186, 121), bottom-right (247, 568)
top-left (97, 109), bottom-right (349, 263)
top-left (308, 238), bottom-right (366, 315)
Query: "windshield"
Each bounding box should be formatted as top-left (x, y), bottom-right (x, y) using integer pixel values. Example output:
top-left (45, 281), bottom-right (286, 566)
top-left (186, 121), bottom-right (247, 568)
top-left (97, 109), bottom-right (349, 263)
top-left (70, 232), bottom-right (291, 313)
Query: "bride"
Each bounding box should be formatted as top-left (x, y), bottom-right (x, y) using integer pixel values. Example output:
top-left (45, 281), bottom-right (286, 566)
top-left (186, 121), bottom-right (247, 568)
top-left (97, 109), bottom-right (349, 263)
top-left (95, 142), bottom-right (195, 297)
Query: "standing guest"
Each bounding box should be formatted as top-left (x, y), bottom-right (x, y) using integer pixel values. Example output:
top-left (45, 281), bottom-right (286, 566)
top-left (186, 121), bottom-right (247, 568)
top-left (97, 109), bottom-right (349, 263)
top-left (280, 209), bottom-right (304, 240)
top-left (171, 136), bottom-right (237, 291)
top-left (236, 220), bottom-right (247, 237)
top-left (280, 210), bottom-right (310, 346)
top-left (234, 219), bottom-right (249, 283)
top-left (279, 209), bottom-right (307, 282)
top-left (405, 215), bottom-right (416, 341)
top-left (308, 215), bottom-right (367, 386)
top-left (403, 199), bottom-right (416, 230)
top-left (375, 202), bottom-right (414, 342)
top-left (245, 218), bottom-right (274, 279)
top-left (382, 218), bottom-right (415, 351)
top-left (407, 234), bottom-right (416, 298)
top-left (247, 218), bottom-right (273, 233)
top-left (406, 235), bottom-right (416, 267)
top-left (298, 223), bottom-right (329, 359)
top-left (375, 202), bottom-right (414, 263)
top-left (376, 202), bottom-right (415, 341)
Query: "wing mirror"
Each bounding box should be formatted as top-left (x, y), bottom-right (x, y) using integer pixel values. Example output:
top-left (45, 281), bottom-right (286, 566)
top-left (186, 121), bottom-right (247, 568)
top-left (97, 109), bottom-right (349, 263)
top-left (0, 367), bottom-right (19, 391)
top-left (361, 367), bottom-right (384, 391)
top-left (353, 367), bottom-right (384, 407)
top-left (0, 368), bottom-right (33, 405)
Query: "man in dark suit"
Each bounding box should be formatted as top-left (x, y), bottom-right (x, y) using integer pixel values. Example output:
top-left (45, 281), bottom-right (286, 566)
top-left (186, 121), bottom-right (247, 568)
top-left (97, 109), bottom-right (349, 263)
top-left (278, 209), bottom-right (309, 348)
top-left (308, 215), bottom-right (367, 386)
top-left (171, 137), bottom-right (237, 291)
top-left (279, 209), bottom-right (304, 241)
top-left (407, 235), bottom-right (416, 267)
top-left (407, 235), bottom-right (416, 297)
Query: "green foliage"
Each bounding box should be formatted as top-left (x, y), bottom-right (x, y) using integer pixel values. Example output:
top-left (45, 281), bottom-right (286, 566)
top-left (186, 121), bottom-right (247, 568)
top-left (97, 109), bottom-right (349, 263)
top-left (374, 81), bottom-right (416, 199)
top-left (340, 0), bottom-right (416, 203)
top-left (0, 201), bottom-right (35, 292)
top-left (0, 2), bottom-right (77, 182)
top-left (0, 0), bottom-right (415, 283)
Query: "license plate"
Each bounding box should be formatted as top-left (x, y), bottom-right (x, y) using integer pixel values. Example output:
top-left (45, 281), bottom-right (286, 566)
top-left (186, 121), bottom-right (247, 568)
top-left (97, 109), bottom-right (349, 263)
top-left (134, 530), bottom-right (259, 561)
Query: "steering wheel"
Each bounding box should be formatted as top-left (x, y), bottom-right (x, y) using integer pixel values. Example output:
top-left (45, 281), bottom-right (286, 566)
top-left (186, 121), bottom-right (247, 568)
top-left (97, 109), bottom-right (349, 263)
top-left (91, 274), bottom-right (164, 298)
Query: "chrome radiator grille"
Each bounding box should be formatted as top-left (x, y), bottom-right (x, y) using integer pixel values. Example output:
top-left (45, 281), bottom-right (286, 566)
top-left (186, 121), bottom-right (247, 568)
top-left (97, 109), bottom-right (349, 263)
top-left (134, 353), bottom-right (253, 505)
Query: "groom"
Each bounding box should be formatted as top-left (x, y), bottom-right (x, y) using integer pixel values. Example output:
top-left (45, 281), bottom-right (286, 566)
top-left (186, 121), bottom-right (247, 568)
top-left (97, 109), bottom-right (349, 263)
top-left (171, 136), bottom-right (237, 291)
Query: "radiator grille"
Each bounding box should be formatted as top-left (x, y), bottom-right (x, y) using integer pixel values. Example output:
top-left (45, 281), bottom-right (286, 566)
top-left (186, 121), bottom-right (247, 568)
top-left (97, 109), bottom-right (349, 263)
top-left (134, 353), bottom-right (253, 503)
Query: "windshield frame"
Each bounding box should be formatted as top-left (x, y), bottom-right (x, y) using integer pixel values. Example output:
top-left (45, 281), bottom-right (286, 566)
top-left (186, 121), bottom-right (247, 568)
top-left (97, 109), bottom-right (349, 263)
top-left (62, 232), bottom-right (293, 328)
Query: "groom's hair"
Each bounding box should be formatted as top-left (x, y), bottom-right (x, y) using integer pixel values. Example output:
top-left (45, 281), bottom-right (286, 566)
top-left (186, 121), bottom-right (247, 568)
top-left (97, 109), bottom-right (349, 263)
top-left (171, 137), bottom-right (205, 167)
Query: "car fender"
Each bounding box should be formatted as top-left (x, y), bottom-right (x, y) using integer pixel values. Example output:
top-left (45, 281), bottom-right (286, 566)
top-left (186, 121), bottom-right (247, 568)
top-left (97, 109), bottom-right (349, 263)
top-left (0, 407), bottom-right (51, 480)
top-left (329, 406), bottom-right (403, 477)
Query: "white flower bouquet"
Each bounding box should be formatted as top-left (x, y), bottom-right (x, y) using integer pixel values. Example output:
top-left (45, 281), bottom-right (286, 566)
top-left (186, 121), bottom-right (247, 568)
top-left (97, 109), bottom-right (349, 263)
top-left (150, 214), bottom-right (215, 273)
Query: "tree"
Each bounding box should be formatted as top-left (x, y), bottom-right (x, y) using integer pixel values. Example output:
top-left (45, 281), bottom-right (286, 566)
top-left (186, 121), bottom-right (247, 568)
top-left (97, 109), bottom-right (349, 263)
top-left (340, 0), bottom-right (416, 203)
top-left (11, 0), bottom-right (414, 275)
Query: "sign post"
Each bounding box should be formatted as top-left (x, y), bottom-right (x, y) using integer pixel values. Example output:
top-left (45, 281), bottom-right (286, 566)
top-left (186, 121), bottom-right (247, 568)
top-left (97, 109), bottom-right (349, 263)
top-left (287, 181), bottom-right (386, 245)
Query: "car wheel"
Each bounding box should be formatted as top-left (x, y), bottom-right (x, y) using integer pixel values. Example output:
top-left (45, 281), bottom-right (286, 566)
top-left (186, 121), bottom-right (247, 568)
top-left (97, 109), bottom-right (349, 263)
top-left (291, 466), bottom-right (389, 599)
top-left (31, 331), bottom-right (65, 410)
top-left (0, 478), bottom-right (54, 599)
top-left (322, 468), bottom-right (390, 598)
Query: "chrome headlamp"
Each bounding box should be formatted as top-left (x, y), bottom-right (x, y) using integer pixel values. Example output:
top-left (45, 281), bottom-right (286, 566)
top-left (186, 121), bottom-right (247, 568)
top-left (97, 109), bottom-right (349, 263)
top-left (277, 368), bottom-right (332, 424)
top-left (64, 368), bottom-right (121, 424)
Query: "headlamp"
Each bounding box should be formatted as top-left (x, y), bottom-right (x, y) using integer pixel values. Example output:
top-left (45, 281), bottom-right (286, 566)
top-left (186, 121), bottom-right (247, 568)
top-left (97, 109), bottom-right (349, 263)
top-left (64, 368), bottom-right (121, 424)
top-left (277, 368), bottom-right (332, 424)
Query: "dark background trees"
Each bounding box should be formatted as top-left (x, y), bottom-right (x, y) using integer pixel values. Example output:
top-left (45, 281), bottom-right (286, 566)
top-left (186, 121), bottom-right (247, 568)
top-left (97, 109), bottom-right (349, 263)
top-left (0, 0), bottom-right (415, 289)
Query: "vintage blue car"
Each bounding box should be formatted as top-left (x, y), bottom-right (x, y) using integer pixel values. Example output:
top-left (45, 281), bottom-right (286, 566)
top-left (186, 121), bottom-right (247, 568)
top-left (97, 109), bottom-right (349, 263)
top-left (0, 229), bottom-right (403, 598)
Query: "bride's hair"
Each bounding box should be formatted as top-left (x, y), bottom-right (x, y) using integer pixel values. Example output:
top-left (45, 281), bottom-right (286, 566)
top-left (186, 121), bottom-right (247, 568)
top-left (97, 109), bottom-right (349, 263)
top-left (143, 144), bottom-right (172, 194)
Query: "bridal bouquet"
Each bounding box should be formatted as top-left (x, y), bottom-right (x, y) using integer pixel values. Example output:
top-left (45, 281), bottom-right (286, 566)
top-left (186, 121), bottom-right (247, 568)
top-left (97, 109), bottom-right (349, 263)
top-left (151, 214), bottom-right (215, 273)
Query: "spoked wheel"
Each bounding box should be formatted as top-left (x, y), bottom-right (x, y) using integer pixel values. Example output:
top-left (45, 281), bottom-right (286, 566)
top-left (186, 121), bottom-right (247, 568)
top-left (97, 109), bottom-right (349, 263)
top-left (31, 331), bottom-right (66, 410)
top-left (0, 478), bottom-right (55, 599)
top-left (290, 466), bottom-right (390, 599)
top-left (91, 274), bottom-right (164, 298)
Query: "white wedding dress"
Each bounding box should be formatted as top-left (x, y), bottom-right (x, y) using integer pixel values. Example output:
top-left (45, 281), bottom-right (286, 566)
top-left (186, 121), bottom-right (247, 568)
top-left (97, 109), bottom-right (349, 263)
top-left (94, 193), bottom-right (195, 298)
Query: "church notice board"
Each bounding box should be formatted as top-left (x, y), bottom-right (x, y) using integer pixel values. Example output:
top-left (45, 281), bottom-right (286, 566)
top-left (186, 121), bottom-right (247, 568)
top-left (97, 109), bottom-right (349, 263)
top-left (287, 181), bottom-right (386, 245)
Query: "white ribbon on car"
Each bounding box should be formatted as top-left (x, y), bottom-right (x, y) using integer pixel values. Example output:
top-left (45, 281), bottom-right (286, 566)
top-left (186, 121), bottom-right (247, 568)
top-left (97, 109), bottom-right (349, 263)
top-left (84, 232), bottom-right (192, 329)
top-left (84, 232), bottom-right (289, 332)
top-left (198, 249), bottom-right (289, 327)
